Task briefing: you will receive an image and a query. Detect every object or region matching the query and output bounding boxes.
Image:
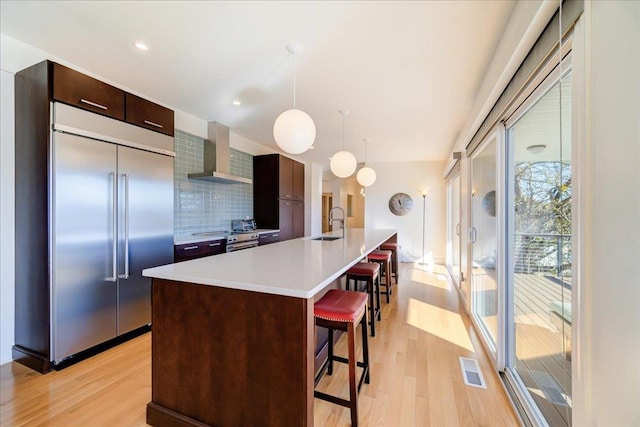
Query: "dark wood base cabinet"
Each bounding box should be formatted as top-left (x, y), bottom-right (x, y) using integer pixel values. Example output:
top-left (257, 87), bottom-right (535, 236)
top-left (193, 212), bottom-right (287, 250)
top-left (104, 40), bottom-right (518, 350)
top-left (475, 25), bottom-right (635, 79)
top-left (147, 279), bottom-right (314, 426)
top-left (258, 231), bottom-right (280, 245)
top-left (174, 239), bottom-right (225, 262)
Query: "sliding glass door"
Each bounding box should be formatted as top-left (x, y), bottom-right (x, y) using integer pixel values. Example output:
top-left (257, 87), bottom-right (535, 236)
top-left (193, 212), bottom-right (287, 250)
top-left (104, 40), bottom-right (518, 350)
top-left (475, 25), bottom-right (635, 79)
top-left (505, 68), bottom-right (572, 426)
top-left (469, 132), bottom-right (502, 363)
top-left (446, 173), bottom-right (461, 286)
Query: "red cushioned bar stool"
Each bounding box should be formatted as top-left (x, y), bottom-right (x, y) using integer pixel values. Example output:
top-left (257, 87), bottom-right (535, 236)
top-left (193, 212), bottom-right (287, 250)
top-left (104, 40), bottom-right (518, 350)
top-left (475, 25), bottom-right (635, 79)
top-left (346, 262), bottom-right (381, 336)
top-left (380, 242), bottom-right (399, 283)
top-left (314, 289), bottom-right (370, 427)
top-left (367, 250), bottom-right (393, 303)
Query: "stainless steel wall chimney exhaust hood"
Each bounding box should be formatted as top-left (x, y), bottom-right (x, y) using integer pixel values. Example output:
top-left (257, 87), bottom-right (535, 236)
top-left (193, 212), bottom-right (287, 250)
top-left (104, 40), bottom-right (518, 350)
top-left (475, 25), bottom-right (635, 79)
top-left (188, 122), bottom-right (252, 184)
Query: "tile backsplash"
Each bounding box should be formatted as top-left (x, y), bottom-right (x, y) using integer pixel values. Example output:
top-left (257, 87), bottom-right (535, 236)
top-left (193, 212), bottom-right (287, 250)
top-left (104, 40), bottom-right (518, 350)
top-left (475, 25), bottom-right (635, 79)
top-left (174, 130), bottom-right (253, 234)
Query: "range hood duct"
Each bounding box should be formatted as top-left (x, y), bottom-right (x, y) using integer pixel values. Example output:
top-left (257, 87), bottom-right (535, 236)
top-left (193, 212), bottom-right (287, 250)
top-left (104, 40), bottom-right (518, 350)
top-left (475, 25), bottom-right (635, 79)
top-left (188, 122), bottom-right (252, 184)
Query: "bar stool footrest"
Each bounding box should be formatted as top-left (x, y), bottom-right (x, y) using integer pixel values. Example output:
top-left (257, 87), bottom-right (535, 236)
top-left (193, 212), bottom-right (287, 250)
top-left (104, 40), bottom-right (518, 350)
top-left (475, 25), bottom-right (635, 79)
top-left (314, 391), bottom-right (351, 408)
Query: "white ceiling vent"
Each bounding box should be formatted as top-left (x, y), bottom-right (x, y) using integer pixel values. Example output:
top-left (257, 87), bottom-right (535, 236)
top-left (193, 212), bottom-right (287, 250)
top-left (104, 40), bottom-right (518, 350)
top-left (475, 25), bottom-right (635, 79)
top-left (459, 357), bottom-right (486, 389)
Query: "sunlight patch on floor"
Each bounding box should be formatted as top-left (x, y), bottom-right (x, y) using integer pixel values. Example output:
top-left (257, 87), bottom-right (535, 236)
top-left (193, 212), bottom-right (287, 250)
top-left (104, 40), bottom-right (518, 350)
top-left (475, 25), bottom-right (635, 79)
top-left (409, 268), bottom-right (450, 290)
top-left (406, 298), bottom-right (475, 352)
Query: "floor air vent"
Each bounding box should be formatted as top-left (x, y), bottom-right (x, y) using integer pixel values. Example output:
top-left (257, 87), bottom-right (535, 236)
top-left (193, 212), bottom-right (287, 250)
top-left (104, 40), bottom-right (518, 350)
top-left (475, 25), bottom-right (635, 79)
top-left (459, 357), bottom-right (486, 388)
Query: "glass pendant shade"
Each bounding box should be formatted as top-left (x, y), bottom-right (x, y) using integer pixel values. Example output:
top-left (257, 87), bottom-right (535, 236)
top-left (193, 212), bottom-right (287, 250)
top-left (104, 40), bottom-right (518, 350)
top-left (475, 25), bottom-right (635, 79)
top-left (273, 108), bottom-right (316, 154)
top-left (273, 43), bottom-right (315, 155)
top-left (357, 166), bottom-right (377, 186)
top-left (330, 150), bottom-right (357, 178)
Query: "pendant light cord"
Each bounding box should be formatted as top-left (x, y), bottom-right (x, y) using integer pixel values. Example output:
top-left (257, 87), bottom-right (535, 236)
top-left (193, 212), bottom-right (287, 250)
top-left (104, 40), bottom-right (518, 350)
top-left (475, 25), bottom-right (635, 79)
top-left (342, 113), bottom-right (345, 150)
top-left (293, 53), bottom-right (297, 109)
top-left (365, 139), bottom-right (369, 166)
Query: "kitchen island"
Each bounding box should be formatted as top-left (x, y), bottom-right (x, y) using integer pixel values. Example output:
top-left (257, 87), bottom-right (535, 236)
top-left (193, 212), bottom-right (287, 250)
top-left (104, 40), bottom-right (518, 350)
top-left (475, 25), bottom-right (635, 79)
top-left (143, 227), bottom-right (397, 427)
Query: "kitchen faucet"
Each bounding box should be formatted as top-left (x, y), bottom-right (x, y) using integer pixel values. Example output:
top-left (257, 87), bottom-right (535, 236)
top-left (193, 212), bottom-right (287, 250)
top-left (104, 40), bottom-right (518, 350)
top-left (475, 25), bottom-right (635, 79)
top-left (329, 207), bottom-right (346, 239)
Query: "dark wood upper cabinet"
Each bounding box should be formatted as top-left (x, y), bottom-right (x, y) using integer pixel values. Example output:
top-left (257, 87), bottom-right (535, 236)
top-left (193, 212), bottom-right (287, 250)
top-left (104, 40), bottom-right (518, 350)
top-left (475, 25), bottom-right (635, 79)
top-left (279, 156), bottom-right (294, 200)
top-left (50, 61), bottom-right (173, 136)
top-left (254, 154), bottom-right (305, 241)
top-left (52, 62), bottom-right (125, 120)
top-left (293, 161), bottom-right (304, 201)
top-left (125, 93), bottom-right (175, 136)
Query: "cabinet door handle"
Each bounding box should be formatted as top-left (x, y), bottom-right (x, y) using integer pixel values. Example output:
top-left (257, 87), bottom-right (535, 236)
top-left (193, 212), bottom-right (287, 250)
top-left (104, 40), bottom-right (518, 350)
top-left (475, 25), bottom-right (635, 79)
top-left (144, 120), bottom-right (163, 129)
top-left (208, 242), bottom-right (221, 247)
top-left (284, 194), bottom-right (292, 198)
top-left (284, 202), bottom-right (291, 206)
top-left (183, 245), bottom-right (199, 250)
top-left (80, 98), bottom-right (108, 110)
top-left (273, 234), bottom-right (279, 238)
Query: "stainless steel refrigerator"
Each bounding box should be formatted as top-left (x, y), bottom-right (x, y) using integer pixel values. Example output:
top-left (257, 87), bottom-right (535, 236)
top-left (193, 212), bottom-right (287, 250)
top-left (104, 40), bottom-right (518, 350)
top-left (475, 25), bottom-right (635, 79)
top-left (51, 103), bottom-right (174, 363)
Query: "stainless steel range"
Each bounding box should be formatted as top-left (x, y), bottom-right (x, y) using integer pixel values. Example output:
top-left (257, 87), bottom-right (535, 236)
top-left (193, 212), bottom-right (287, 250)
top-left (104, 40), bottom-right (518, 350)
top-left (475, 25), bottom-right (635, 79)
top-left (227, 219), bottom-right (259, 252)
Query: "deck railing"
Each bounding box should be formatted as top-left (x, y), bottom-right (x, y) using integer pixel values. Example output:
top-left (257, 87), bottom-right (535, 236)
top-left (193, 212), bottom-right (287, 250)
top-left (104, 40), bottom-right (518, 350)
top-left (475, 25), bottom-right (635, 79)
top-left (514, 233), bottom-right (572, 277)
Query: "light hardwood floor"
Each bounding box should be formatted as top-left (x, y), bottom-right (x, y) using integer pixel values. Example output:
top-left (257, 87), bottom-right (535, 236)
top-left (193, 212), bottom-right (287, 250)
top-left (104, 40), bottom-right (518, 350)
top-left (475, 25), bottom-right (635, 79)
top-left (1, 264), bottom-right (520, 426)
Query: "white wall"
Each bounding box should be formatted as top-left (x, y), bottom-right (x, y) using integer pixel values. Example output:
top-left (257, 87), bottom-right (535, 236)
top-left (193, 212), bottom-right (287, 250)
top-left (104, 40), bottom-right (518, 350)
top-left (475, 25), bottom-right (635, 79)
top-left (305, 163), bottom-right (323, 237)
top-left (343, 175), bottom-right (365, 228)
top-left (365, 161), bottom-right (446, 264)
top-left (573, 2), bottom-right (640, 425)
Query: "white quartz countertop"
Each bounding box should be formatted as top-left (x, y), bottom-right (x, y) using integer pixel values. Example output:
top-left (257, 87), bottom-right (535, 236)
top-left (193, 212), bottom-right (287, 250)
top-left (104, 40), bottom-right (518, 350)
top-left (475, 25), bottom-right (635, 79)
top-left (145, 228), bottom-right (396, 298)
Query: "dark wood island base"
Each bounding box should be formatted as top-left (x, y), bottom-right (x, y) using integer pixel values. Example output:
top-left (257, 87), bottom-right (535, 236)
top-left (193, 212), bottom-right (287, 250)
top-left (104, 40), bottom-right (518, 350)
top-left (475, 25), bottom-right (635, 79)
top-left (147, 278), bottom-right (314, 426)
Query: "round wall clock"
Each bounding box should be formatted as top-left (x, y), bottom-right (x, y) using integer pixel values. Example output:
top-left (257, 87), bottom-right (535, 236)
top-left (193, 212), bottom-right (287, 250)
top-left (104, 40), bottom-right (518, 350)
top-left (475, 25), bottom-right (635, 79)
top-left (388, 192), bottom-right (414, 216)
top-left (481, 190), bottom-right (496, 217)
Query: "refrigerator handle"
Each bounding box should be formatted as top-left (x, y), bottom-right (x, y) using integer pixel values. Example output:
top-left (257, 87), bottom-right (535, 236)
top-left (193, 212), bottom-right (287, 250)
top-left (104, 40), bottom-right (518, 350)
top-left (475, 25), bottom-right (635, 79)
top-left (107, 172), bottom-right (117, 282)
top-left (121, 173), bottom-right (130, 279)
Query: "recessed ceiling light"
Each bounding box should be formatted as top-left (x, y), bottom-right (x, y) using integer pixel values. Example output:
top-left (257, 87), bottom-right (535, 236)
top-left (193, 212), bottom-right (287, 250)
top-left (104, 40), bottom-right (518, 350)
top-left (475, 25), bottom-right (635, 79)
top-left (232, 100), bottom-right (241, 106)
top-left (135, 42), bottom-right (149, 51)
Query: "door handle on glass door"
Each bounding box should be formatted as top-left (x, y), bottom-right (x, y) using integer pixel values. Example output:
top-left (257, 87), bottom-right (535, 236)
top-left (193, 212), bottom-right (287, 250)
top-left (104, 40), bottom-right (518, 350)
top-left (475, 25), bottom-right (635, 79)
top-left (469, 227), bottom-right (478, 243)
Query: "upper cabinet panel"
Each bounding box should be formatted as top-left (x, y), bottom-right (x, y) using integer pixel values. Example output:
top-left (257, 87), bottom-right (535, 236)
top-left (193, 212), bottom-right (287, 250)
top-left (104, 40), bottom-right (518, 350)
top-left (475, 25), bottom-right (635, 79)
top-left (279, 156), bottom-right (294, 200)
top-left (52, 63), bottom-right (125, 120)
top-left (125, 93), bottom-right (175, 136)
top-left (293, 161), bottom-right (304, 201)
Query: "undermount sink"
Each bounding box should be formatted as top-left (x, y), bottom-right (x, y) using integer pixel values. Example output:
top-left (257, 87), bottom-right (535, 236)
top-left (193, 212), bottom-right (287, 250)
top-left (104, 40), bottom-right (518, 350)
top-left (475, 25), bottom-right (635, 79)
top-left (311, 236), bottom-right (342, 241)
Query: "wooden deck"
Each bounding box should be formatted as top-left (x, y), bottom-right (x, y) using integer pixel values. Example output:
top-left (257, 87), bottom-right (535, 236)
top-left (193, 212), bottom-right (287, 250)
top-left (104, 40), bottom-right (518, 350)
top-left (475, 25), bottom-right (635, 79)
top-left (513, 272), bottom-right (572, 427)
top-left (469, 266), bottom-right (572, 426)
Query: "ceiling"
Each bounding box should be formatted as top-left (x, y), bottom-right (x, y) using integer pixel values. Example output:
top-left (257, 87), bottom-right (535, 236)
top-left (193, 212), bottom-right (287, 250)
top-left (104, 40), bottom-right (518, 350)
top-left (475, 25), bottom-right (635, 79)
top-left (1, 1), bottom-right (517, 169)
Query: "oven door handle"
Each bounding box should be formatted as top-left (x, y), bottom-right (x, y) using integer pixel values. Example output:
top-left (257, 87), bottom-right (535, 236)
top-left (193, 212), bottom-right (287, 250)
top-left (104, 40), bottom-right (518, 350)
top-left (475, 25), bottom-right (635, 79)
top-left (226, 241), bottom-right (259, 252)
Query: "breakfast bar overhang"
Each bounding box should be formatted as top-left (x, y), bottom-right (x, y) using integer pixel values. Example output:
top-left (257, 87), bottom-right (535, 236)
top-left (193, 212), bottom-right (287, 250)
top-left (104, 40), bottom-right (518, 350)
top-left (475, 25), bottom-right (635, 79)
top-left (143, 228), bottom-right (397, 426)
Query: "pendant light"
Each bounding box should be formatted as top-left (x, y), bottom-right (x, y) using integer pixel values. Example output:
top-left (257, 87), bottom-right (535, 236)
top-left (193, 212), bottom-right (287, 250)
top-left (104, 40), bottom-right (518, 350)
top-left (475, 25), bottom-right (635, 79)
top-left (273, 43), bottom-right (316, 155)
top-left (330, 110), bottom-right (357, 178)
top-left (356, 138), bottom-right (377, 186)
